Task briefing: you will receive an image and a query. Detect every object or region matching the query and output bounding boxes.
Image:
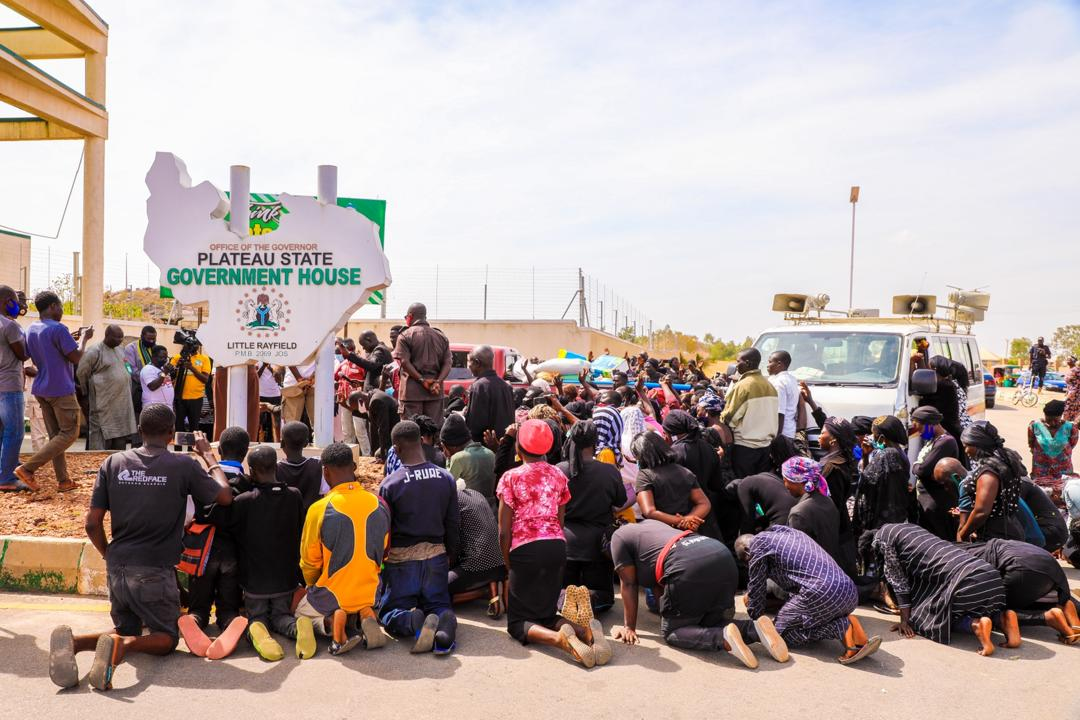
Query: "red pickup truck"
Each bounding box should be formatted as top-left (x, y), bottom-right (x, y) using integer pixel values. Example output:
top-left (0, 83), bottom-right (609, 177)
top-left (442, 343), bottom-right (529, 397)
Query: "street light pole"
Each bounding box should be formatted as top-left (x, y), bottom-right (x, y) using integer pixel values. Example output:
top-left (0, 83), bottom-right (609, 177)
top-left (848, 186), bottom-right (859, 312)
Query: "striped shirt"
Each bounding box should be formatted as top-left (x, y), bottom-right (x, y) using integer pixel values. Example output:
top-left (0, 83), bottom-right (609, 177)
top-left (719, 369), bottom-right (778, 449)
top-left (874, 523), bottom-right (1005, 644)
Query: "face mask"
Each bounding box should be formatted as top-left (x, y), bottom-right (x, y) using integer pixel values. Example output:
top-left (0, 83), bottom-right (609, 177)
top-left (3, 299), bottom-right (19, 317)
top-left (852, 446), bottom-right (863, 461)
top-left (872, 439), bottom-right (887, 450)
top-left (334, 353), bottom-right (343, 363)
top-left (920, 425), bottom-right (936, 441)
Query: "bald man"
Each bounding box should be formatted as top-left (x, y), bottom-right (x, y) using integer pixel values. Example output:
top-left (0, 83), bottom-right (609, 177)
top-left (912, 457), bottom-right (964, 540)
top-left (76, 325), bottom-right (136, 450)
top-left (392, 303), bottom-right (451, 421)
top-left (465, 345), bottom-right (514, 443)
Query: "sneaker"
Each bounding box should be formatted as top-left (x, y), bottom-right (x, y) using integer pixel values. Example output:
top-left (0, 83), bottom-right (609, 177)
top-left (723, 624), bottom-right (758, 669)
top-left (753, 616), bottom-right (790, 663)
top-left (589, 619), bottom-right (612, 666)
top-left (360, 616), bottom-right (385, 650)
top-left (558, 624), bottom-right (595, 668)
top-left (295, 617), bottom-right (317, 659)
top-left (88, 634), bottom-right (120, 691)
top-left (411, 613), bottom-right (439, 654)
top-left (49, 625), bottom-right (79, 689)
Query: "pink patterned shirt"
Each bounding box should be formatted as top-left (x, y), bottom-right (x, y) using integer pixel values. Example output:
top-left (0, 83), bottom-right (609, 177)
top-left (496, 461), bottom-right (571, 551)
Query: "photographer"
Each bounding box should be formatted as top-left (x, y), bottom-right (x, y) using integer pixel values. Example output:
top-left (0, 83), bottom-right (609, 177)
top-left (140, 346), bottom-right (175, 409)
top-left (170, 334), bottom-right (212, 435)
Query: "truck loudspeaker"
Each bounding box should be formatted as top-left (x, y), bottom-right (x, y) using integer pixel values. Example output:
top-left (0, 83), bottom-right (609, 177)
top-left (773, 293), bottom-right (809, 313)
top-left (892, 294), bottom-right (936, 315)
top-left (948, 291), bottom-right (990, 311)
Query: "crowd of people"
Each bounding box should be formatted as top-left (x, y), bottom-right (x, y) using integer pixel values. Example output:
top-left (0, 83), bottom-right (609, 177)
top-left (2, 289), bottom-right (1080, 691)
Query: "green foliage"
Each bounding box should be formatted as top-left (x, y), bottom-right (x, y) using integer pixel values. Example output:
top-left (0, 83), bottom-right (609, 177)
top-left (1052, 325), bottom-right (1080, 358)
top-left (1008, 337), bottom-right (1032, 363)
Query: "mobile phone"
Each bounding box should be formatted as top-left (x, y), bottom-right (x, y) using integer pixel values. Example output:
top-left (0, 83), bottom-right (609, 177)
top-left (174, 432), bottom-right (196, 446)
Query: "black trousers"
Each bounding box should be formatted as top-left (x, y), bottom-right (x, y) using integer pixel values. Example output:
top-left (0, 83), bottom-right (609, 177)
top-left (367, 395), bottom-right (399, 459)
top-left (730, 445), bottom-right (772, 479)
top-left (176, 398), bottom-right (204, 435)
top-left (187, 547), bottom-right (241, 632)
top-left (448, 565), bottom-right (507, 595)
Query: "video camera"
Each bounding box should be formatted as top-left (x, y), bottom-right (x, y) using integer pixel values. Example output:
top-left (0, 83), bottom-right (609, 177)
top-left (173, 328), bottom-right (200, 360)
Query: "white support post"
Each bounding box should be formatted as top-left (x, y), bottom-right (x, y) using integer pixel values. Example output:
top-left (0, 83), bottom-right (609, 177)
top-left (226, 166), bottom-right (250, 430)
top-left (313, 165), bottom-right (338, 448)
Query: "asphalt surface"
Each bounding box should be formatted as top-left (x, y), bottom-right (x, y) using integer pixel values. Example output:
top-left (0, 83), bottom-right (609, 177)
top-left (4, 400), bottom-right (1079, 719)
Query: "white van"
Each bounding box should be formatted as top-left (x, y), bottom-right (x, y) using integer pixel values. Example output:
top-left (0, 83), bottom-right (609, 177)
top-left (752, 321), bottom-right (985, 449)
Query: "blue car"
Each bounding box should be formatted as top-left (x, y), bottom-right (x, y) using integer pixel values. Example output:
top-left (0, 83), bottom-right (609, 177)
top-left (1015, 370), bottom-right (1066, 392)
top-left (982, 372), bottom-right (997, 409)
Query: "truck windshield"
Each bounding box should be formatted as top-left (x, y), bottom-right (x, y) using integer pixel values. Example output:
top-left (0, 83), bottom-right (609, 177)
top-left (754, 331), bottom-right (902, 386)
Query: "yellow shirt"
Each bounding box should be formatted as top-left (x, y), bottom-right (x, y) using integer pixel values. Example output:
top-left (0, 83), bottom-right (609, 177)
top-left (170, 353), bottom-right (212, 400)
top-left (300, 482), bottom-right (390, 614)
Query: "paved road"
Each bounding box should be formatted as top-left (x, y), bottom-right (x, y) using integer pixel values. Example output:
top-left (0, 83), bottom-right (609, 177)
top-left (4, 582), bottom-right (1080, 719)
top-left (4, 391), bottom-right (1074, 718)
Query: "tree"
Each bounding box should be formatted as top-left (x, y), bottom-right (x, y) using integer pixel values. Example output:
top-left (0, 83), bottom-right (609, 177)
top-left (1051, 325), bottom-right (1080, 359)
top-left (1009, 337), bottom-right (1032, 364)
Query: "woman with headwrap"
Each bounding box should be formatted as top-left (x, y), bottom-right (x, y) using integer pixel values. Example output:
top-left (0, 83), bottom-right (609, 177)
top-left (919, 356), bottom-right (964, 445)
top-left (632, 432), bottom-right (720, 539)
top-left (555, 421), bottom-right (627, 612)
top-left (664, 409), bottom-right (735, 541)
top-left (852, 415), bottom-right (912, 577)
top-left (957, 421), bottom-right (1026, 542)
top-left (411, 414), bottom-right (447, 468)
top-left (1027, 399), bottom-right (1077, 496)
top-left (781, 457), bottom-right (849, 573)
top-left (909, 405), bottom-right (960, 540)
top-left (1064, 355), bottom-right (1080, 422)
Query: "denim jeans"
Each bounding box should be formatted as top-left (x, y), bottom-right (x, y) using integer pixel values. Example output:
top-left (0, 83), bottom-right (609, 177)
top-left (0, 391), bottom-right (25, 485)
top-left (376, 554), bottom-right (454, 640)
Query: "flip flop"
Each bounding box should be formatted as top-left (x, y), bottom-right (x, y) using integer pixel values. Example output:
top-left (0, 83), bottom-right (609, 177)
top-left (178, 614), bottom-right (212, 657)
top-left (206, 616), bottom-right (249, 660)
top-left (559, 624), bottom-right (595, 668)
top-left (88, 634), bottom-right (118, 691)
top-left (49, 625), bottom-right (79, 689)
top-left (753, 616), bottom-right (790, 663)
top-left (295, 616), bottom-right (317, 659)
top-left (839, 635), bottom-right (882, 665)
top-left (589, 619), bottom-right (612, 666)
top-left (723, 624), bottom-right (759, 669)
top-left (361, 616), bottom-right (386, 650)
top-left (247, 621), bottom-right (284, 662)
top-left (411, 614), bottom-right (439, 654)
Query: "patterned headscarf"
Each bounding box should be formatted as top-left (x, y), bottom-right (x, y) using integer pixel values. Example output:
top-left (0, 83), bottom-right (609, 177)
top-left (781, 456), bottom-right (830, 496)
top-left (696, 389), bottom-right (725, 414)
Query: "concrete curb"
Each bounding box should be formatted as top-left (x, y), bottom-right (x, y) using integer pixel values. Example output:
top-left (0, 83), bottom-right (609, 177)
top-left (0, 535), bottom-right (106, 596)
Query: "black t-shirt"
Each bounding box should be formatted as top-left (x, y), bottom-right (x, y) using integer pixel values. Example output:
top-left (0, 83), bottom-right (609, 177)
top-left (635, 463), bottom-right (700, 517)
top-left (731, 472), bottom-right (797, 534)
top-left (229, 482), bottom-right (304, 595)
top-left (1030, 345), bottom-right (1050, 370)
top-left (558, 459), bottom-right (628, 561)
top-left (276, 457), bottom-right (323, 512)
top-left (610, 519), bottom-right (684, 589)
top-left (91, 447), bottom-right (222, 567)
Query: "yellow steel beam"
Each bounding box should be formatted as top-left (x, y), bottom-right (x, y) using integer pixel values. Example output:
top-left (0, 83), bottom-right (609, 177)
top-left (0, 0), bottom-right (107, 55)
top-left (0, 46), bottom-right (106, 137)
top-left (0, 26), bottom-right (84, 59)
top-left (0, 116), bottom-right (81, 139)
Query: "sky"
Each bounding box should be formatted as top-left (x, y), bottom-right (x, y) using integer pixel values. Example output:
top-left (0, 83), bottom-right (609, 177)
top-left (1, 0), bottom-right (1079, 357)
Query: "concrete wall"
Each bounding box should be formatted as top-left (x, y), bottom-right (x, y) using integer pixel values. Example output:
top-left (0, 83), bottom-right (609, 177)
top-left (0, 230), bottom-right (31, 292)
top-left (344, 318), bottom-right (645, 360)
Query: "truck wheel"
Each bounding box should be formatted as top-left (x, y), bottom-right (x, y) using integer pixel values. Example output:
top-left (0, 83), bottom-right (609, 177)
top-left (985, 398), bottom-right (995, 409)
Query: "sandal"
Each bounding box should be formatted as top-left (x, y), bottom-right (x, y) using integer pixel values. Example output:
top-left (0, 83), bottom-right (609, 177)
top-left (838, 635), bottom-right (882, 665)
top-left (57, 481), bottom-right (78, 493)
top-left (487, 595), bottom-right (504, 619)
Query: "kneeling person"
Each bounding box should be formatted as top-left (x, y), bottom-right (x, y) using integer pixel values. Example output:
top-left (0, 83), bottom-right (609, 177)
top-left (377, 421), bottom-right (460, 654)
top-left (611, 519), bottom-right (771, 668)
top-left (299, 442), bottom-right (390, 655)
top-left (228, 446), bottom-right (313, 661)
top-left (49, 405), bottom-right (234, 690)
top-left (735, 525), bottom-right (880, 665)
